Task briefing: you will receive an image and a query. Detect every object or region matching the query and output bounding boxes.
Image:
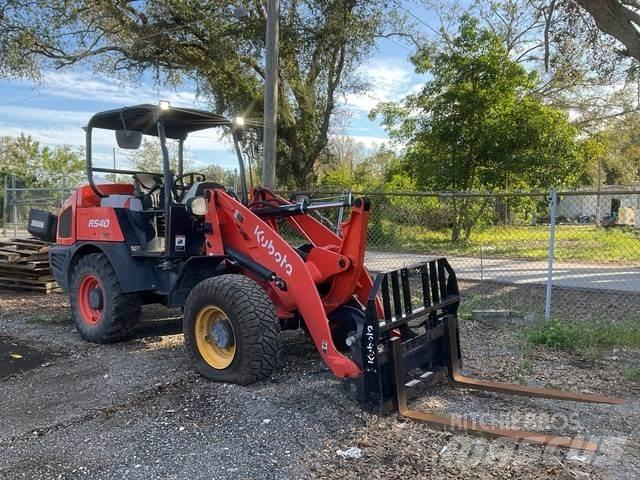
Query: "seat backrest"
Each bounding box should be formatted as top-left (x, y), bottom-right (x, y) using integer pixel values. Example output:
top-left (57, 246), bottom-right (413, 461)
top-left (100, 194), bottom-right (143, 211)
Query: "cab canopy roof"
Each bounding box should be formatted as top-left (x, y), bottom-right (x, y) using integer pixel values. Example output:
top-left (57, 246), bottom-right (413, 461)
top-left (86, 104), bottom-right (232, 140)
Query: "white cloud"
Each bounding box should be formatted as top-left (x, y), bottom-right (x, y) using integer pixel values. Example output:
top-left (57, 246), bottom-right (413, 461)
top-left (5, 70), bottom-right (206, 109)
top-left (0, 105), bottom-right (89, 125)
top-left (0, 124), bottom-right (87, 146)
top-left (349, 134), bottom-right (391, 149)
top-left (343, 61), bottom-right (422, 113)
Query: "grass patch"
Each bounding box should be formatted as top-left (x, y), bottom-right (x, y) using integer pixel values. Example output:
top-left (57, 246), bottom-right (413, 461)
top-left (524, 318), bottom-right (640, 351)
top-left (457, 293), bottom-right (482, 320)
top-left (518, 358), bottom-right (533, 374)
top-left (625, 367), bottom-right (640, 383)
top-left (369, 223), bottom-right (640, 263)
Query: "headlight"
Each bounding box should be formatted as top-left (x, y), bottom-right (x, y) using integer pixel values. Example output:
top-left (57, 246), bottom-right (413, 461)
top-left (187, 196), bottom-right (208, 216)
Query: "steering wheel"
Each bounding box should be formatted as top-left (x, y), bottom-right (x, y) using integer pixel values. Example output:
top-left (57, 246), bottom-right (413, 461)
top-left (172, 172), bottom-right (206, 202)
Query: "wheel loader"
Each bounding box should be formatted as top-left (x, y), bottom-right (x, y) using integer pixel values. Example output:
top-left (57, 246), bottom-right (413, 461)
top-left (29, 104), bottom-right (622, 451)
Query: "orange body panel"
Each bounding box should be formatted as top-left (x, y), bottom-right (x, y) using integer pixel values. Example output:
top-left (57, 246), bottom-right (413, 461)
top-left (56, 184), bottom-right (133, 245)
top-left (75, 207), bottom-right (125, 242)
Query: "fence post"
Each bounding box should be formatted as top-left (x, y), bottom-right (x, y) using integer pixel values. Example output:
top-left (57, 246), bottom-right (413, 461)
top-left (544, 187), bottom-right (558, 320)
top-left (11, 174), bottom-right (17, 238)
top-left (2, 175), bottom-right (7, 235)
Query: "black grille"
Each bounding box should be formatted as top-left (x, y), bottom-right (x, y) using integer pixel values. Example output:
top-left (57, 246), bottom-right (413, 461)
top-left (58, 207), bottom-right (72, 238)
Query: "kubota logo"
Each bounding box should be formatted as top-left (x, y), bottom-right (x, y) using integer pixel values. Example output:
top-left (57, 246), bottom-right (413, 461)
top-left (88, 219), bottom-right (110, 228)
top-left (254, 225), bottom-right (293, 277)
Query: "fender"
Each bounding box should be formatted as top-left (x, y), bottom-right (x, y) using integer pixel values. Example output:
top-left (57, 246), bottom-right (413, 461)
top-left (166, 256), bottom-right (227, 307)
top-left (50, 242), bottom-right (160, 294)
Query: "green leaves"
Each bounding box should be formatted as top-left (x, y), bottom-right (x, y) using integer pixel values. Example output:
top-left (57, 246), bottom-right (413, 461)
top-left (372, 15), bottom-right (592, 240)
top-left (375, 15), bottom-right (588, 193)
top-left (0, 134), bottom-right (84, 187)
top-left (1, 0), bottom-right (398, 189)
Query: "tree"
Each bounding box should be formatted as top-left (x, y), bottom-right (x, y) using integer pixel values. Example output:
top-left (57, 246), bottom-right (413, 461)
top-left (128, 138), bottom-right (187, 174)
top-left (40, 145), bottom-right (85, 186)
top-left (372, 16), bottom-right (589, 240)
top-left (416, 0), bottom-right (640, 130)
top-left (0, 0), bottom-right (401, 189)
top-left (591, 113), bottom-right (640, 184)
top-left (125, 138), bottom-right (236, 186)
top-left (199, 164), bottom-right (237, 187)
top-left (0, 134), bottom-right (84, 222)
top-left (0, 134), bottom-right (84, 187)
top-left (573, 0), bottom-right (640, 62)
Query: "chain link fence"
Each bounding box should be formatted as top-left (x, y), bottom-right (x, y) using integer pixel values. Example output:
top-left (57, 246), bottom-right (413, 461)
top-left (279, 187), bottom-right (640, 324)
top-left (1, 175), bottom-right (75, 237)
top-left (3, 178), bottom-right (640, 323)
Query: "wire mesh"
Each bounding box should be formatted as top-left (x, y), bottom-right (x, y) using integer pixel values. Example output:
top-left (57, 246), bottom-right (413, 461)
top-left (551, 190), bottom-right (640, 323)
top-left (3, 182), bottom-right (640, 324)
top-left (2, 187), bottom-right (75, 236)
top-left (282, 189), bottom-right (640, 324)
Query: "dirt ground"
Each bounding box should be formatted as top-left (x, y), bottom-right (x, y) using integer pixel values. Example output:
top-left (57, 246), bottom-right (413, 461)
top-left (0, 291), bottom-right (638, 480)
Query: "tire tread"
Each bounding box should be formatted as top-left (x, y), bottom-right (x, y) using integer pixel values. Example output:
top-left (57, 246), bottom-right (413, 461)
top-left (183, 274), bottom-right (280, 384)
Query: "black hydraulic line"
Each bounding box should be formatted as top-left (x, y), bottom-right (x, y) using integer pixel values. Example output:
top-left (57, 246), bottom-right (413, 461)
top-left (251, 202), bottom-right (307, 218)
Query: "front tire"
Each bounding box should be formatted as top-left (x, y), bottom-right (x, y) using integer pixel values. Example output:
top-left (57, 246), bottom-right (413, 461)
top-left (70, 253), bottom-right (142, 343)
top-left (183, 274), bottom-right (280, 385)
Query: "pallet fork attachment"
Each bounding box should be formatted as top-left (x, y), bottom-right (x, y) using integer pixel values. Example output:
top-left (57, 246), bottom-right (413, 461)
top-left (349, 259), bottom-right (623, 452)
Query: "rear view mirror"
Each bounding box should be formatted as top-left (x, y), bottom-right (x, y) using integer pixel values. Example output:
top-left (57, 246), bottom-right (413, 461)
top-left (115, 130), bottom-right (142, 149)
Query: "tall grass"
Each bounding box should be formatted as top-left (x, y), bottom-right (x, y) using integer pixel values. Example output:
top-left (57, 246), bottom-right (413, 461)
top-left (524, 318), bottom-right (640, 351)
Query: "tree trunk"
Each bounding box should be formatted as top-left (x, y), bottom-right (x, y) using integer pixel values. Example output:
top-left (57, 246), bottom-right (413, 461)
top-left (576, 0), bottom-right (640, 62)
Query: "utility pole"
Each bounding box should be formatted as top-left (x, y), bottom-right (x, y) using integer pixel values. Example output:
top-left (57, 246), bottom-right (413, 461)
top-left (262, 0), bottom-right (279, 189)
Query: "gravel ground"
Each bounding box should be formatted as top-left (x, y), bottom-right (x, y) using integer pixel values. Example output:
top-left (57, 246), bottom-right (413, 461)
top-left (0, 291), bottom-right (638, 479)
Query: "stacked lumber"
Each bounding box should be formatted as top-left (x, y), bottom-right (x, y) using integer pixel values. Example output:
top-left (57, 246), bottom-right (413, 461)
top-left (0, 237), bottom-right (60, 293)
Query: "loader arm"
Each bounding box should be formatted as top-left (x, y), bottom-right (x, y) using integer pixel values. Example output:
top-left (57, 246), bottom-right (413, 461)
top-left (202, 188), bottom-right (364, 378)
top-left (251, 189), bottom-right (379, 313)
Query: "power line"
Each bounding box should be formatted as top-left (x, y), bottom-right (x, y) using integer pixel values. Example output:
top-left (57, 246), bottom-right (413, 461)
top-left (390, 0), bottom-right (442, 38)
top-left (381, 35), bottom-right (414, 53)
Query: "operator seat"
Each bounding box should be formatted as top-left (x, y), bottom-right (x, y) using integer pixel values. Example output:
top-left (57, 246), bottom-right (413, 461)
top-left (181, 182), bottom-right (227, 203)
top-left (133, 172), bottom-right (168, 210)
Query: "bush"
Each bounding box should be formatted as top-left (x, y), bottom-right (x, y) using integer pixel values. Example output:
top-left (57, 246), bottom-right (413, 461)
top-left (525, 318), bottom-right (640, 351)
top-left (525, 319), bottom-right (578, 349)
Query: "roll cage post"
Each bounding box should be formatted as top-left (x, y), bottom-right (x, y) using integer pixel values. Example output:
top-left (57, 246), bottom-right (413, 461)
top-left (156, 120), bottom-right (173, 255)
top-left (231, 128), bottom-right (249, 204)
top-left (177, 138), bottom-right (184, 178)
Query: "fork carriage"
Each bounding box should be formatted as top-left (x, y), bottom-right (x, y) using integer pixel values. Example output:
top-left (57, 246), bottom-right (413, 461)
top-left (346, 259), bottom-right (622, 451)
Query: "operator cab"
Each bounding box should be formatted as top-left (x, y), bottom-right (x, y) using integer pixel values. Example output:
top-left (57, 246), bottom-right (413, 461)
top-left (85, 103), bottom-right (249, 256)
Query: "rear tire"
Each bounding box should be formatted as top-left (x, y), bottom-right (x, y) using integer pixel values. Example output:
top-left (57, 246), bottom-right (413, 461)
top-left (183, 274), bottom-right (280, 385)
top-left (70, 253), bottom-right (142, 343)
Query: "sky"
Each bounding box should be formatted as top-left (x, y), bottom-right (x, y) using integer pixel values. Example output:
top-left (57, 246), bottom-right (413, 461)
top-left (0, 4), bottom-right (434, 173)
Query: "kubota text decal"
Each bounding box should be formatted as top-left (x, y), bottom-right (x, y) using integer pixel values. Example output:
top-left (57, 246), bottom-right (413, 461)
top-left (254, 225), bottom-right (294, 276)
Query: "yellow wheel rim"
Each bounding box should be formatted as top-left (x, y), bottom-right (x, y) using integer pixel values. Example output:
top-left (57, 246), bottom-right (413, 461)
top-left (194, 305), bottom-right (236, 369)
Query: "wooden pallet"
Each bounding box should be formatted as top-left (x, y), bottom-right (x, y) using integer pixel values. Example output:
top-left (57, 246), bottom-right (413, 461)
top-left (0, 237), bottom-right (59, 294)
